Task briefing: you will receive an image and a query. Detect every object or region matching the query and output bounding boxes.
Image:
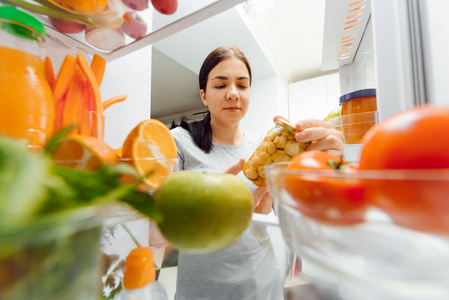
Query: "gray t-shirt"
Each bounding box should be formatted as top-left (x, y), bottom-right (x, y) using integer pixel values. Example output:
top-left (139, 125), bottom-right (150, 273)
top-left (171, 127), bottom-right (283, 300)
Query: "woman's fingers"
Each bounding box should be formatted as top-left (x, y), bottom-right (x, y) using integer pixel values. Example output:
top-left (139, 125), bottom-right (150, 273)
top-left (294, 119), bottom-right (344, 156)
top-left (295, 118), bottom-right (333, 132)
top-left (252, 187), bottom-right (273, 214)
top-left (273, 115), bottom-right (288, 123)
top-left (273, 116), bottom-right (345, 157)
top-left (223, 158), bottom-right (246, 175)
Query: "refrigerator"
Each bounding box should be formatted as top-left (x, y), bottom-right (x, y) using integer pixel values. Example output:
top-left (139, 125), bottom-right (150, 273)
top-left (1, 0), bottom-right (449, 299)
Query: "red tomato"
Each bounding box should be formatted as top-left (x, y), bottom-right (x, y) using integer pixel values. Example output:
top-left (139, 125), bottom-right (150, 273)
top-left (360, 104), bottom-right (449, 169)
top-left (284, 151), bottom-right (369, 225)
top-left (151, 0), bottom-right (178, 15)
top-left (359, 104), bottom-right (449, 235)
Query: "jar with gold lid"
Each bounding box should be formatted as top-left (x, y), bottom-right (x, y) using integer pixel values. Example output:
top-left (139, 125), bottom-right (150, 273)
top-left (242, 119), bottom-right (309, 187)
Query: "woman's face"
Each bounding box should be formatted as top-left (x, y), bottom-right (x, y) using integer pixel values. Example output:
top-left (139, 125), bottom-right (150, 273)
top-left (200, 57), bottom-right (251, 127)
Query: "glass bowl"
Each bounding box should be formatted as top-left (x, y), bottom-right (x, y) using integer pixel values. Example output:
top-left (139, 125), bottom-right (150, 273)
top-left (0, 205), bottom-right (108, 300)
top-left (265, 162), bottom-right (449, 300)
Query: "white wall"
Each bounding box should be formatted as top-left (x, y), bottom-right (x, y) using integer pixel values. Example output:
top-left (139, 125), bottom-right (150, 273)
top-left (240, 75), bottom-right (289, 135)
top-left (288, 72), bottom-right (340, 122)
top-left (102, 46), bottom-right (152, 149)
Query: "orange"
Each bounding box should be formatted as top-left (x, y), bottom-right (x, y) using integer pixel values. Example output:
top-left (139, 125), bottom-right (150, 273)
top-left (122, 119), bottom-right (177, 189)
top-left (50, 135), bottom-right (119, 171)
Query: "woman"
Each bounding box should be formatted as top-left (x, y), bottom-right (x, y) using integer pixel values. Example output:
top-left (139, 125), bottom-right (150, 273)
top-left (170, 46), bottom-right (344, 300)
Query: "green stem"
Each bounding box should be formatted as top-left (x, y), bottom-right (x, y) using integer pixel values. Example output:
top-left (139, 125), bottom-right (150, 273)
top-left (120, 223), bottom-right (142, 248)
top-left (120, 223), bottom-right (160, 271)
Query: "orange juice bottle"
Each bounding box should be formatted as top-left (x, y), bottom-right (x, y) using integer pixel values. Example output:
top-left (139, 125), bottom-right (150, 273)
top-left (0, 6), bottom-right (54, 150)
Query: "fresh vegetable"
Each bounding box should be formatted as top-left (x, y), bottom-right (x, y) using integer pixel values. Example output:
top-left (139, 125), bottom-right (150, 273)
top-left (360, 104), bottom-right (449, 169)
top-left (77, 51), bottom-right (103, 115)
top-left (122, 11), bottom-right (147, 39)
top-left (0, 138), bottom-right (53, 223)
top-left (151, 0), bottom-right (177, 15)
top-left (49, 17), bottom-right (86, 34)
top-left (61, 66), bottom-right (85, 133)
top-left (0, 133), bottom-right (164, 299)
top-left (122, 0), bottom-right (149, 11)
top-left (284, 151), bottom-right (369, 225)
top-left (45, 56), bottom-right (56, 90)
top-left (0, 135), bottom-right (161, 228)
top-left (123, 247), bottom-right (156, 289)
top-left (52, 51), bottom-right (125, 139)
top-left (359, 104), bottom-right (449, 234)
top-left (90, 54), bottom-right (107, 86)
top-left (53, 55), bottom-right (77, 104)
top-left (103, 94), bottom-right (129, 110)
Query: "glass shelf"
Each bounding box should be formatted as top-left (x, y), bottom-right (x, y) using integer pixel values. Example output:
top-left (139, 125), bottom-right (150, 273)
top-left (3, 0), bottom-right (247, 61)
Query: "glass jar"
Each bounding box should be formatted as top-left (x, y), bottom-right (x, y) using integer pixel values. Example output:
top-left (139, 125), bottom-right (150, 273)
top-left (0, 6), bottom-right (54, 150)
top-left (243, 119), bottom-right (308, 187)
top-left (339, 89), bottom-right (377, 144)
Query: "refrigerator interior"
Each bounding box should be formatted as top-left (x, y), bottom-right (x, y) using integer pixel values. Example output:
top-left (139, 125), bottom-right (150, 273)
top-left (3, 0), bottom-right (449, 299)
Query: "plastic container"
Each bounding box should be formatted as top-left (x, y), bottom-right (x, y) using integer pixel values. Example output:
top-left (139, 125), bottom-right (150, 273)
top-left (0, 6), bottom-right (54, 149)
top-left (242, 118), bottom-right (308, 187)
top-left (339, 89), bottom-right (377, 144)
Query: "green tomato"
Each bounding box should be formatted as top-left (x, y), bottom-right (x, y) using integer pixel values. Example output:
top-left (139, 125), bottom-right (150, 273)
top-left (153, 170), bottom-right (253, 252)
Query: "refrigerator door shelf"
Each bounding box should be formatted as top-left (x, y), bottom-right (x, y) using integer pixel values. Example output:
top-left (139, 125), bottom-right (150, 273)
top-left (321, 0), bottom-right (372, 71)
top-left (8, 0), bottom-right (246, 62)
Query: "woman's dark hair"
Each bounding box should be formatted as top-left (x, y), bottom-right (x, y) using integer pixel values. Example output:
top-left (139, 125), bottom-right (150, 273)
top-left (172, 46), bottom-right (252, 153)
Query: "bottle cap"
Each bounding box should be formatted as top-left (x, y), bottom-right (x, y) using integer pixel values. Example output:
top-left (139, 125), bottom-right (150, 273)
top-left (339, 88), bottom-right (376, 104)
top-left (275, 118), bottom-right (296, 134)
top-left (0, 6), bottom-right (45, 38)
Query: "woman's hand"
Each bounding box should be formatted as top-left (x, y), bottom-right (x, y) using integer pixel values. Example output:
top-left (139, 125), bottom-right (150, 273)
top-left (223, 158), bottom-right (245, 175)
top-left (224, 158), bottom-right (273, 214)
top-left (252, 187), bottom-right (273, 214)
top-left (274, 115), bottom-right (344, 157)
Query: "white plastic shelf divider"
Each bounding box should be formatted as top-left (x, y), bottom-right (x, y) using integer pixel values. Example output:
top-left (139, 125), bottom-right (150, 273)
top-left (10, 0), bottom-right (247, 61)
top-left (321, 0), bottom-right (371, 71)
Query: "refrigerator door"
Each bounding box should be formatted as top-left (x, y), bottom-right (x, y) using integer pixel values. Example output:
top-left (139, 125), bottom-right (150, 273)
top-left (418, 0), bottom-right (449, 106)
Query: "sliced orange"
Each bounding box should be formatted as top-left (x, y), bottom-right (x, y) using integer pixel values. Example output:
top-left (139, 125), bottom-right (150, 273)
top-left (122, 119), bottom-right (177, 189)
top-left (50, 135), bottom-right (119, 171)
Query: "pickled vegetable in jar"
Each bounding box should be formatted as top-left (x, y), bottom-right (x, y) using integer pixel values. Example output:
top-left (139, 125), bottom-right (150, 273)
top-left (340, 89), bottom-right (377, 144)
top-left (0, 6), bottom-right (54, 150)
top-left (243, 119), bottom-right (308, 187)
